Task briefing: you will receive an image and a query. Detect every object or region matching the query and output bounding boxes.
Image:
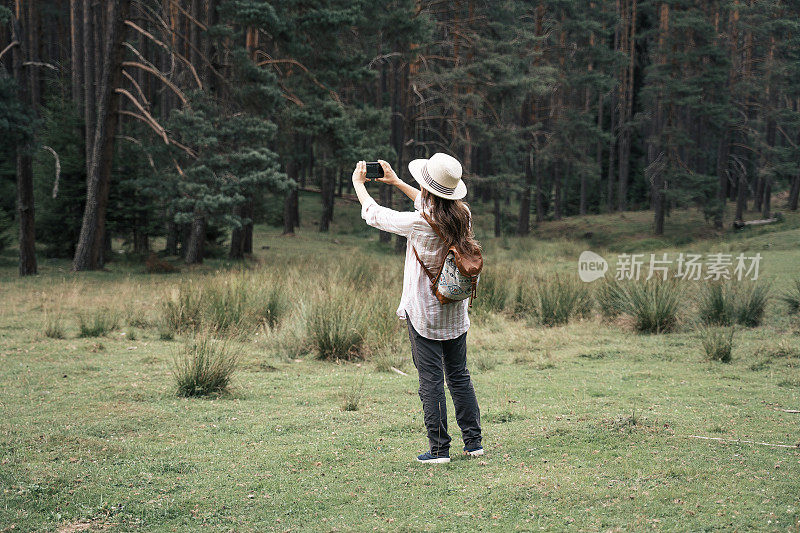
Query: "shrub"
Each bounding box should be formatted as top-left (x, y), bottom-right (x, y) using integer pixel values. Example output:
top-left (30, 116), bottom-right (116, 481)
top-left (533, 275), bottom-right (592, 327)
top-left (779, 279), bottom-right (800, 314)
top-left (698, 282), bottom-right (735, 326)
top-left (172, 331), bottom-right (238, 397)
top-left (307, 289), bottom-right (366, 360)
top-left (78, 308), bottom-right (119, 337)
top-left (699, 326), bottom-right (735, 363)
top-left (621, 280), bottom-right (683, 334)
top-left (734, 281), bottom-right (770, 327)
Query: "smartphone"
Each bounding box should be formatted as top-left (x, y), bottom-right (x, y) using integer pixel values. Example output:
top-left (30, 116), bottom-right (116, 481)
top-left (365, 162), bottom-right (384, 180)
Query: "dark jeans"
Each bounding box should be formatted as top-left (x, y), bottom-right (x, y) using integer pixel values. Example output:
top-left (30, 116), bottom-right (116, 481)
top-left (406, 315), bottom-right (482, 456)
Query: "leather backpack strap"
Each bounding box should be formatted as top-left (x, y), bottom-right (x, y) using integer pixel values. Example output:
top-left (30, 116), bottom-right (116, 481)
top-left (412, 246), bottom-right (437, 282)
top-left (420, 211), bottom-right (448, 244)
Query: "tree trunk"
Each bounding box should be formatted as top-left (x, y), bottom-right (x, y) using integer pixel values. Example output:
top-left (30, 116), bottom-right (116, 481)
top-left (82, 0), bottom-right (95, 166)
top-left (243, 199), bottom-right (253, 254)
top-left (184, 214), bottom-right (205, 265)
top-left (70, 0), bottom-right (84, 109)
top-left (535, 153), bottom-right (545, 222)
top-left (714, 128), bottom-right (730, 228)
top-left (553, 163), bottom-right (562, 221)
top-left (165, 211), bottom-right (178, 255)
top-left (320, 165), bottom-right (334, 232)
top-left (493, 194), bottom-right (501, 237)
top-left (734, 172), bottom-right (746, 223)
top-left (517, 150), bottom-right (533, 236)
top-left (283, 158), bottom-right (299, 234)
top-left (11, 4), bottom-right (37, 276)
top-left (230, 203), bottom-right (245, 259)
top-left (73, 0), bottom-right (132, 271)
top-left (789, 176), bottom-right (799, 211)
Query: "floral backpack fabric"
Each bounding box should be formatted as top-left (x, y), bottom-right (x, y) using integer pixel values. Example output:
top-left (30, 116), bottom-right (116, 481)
top-left (412, 212), bottom-right (483, 306)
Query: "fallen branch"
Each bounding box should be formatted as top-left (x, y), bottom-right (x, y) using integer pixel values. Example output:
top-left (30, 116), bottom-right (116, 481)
top-left (390, 367), bottom-right (409, 376)
top-left (41, 146), bottom-right (60, 198)
top-left (733, 217), bottom-right (780, 230)
top-left (684, 434), bottom-right (799, 449)
top-left (775, 408), bottom-right (800, 414)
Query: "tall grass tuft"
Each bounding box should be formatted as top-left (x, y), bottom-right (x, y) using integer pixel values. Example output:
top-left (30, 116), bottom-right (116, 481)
top-left (43, 310), bottom-right (65, 339)
top-left (172, 331), bottom-right (238, 397)
top-left (595, 278), bottom-right (627, 319)
top-left (734, 281), bottom-right (770, 327)
top-left (78, 308), bottom-right (120, 337)
top-left (698, 281), bottom-right (770, 327)
top-left (699, 326), bottom-right (735, 363)
top-left (341, 373), bottom-right (366, 411)
top-left (620, 280), bottom-right (683, 334)
top-left (532, 275), bottom-right (592, 327)
top-left (779, 279), bottom-right (800, 315)
top-left (160, 272), bottom-right (288, 337)
top-left (307, 288), bottom-right (366, 360)
top-left (473, 268), bottom-right (511, 314)
top-left (698, 282), bottom-right (735, 326)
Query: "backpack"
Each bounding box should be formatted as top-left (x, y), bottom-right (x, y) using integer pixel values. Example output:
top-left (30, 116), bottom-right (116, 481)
top-left (412, 211), bottom-right (483, 306)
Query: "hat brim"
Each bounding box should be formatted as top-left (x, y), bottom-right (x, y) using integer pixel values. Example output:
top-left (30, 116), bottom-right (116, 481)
top-left (408, 159), bottom-right (467, 200)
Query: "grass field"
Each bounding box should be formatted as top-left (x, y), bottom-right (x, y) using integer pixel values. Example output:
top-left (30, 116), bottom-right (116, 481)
top-left (2, 195), bottom-right (800, 532)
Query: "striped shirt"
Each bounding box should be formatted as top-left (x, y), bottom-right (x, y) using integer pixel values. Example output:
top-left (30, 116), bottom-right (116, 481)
top-left (361, 193), bottom-right (470, 341)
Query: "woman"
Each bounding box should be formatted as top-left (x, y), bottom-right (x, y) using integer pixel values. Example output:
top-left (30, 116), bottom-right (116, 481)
top-left (351, 153), bottom-right (483, 464)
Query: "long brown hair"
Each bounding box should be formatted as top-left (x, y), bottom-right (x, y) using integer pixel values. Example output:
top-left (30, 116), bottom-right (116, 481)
top-left (421, 189), bottom-right (481, 254)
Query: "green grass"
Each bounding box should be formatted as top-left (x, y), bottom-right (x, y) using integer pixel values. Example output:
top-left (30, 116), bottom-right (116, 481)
top-left (1, 196), bottom-right (800, 531)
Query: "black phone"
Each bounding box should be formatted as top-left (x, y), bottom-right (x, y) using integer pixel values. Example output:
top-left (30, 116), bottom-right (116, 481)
top-left (365, 162), bottom-right (384, 180)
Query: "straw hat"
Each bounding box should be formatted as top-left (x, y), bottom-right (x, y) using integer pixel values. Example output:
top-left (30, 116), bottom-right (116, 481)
top-left (408, 152), bottom-right (467, 200)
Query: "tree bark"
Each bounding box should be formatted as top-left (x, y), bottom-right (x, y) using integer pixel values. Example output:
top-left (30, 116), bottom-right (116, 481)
top-left (165, 210), bottom-right (178, 255)
top-left (12, 4), bottom-right (37, 276)
top-left (789, 176), bottom-right (799, 211)
top-left (82, 0), bottom-right (95, 166)
top-left (283, 158), bottom-right (299, 234)
top-left (319, 164), bottom-right (334, 232)
top-left (184, 214), bottom-right (205, 264)
top-left (517, 150), bottom-right (533, 236)
top-left (70, 0), bottom-right (84, 109)
top-left (73, 0), bottom-right (132, 271)
top-left (493, 194), bottom-right (501, 237)
top-left (229, 203), bottom-right (245, 259)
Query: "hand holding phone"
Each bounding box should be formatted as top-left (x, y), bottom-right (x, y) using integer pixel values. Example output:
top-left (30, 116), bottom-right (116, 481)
top-left (365, 162), bottom-right (384, 180)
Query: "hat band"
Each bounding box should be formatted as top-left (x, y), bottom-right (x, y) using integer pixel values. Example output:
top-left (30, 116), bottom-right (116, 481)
top-left (422, 164), bottom-right (455, 195)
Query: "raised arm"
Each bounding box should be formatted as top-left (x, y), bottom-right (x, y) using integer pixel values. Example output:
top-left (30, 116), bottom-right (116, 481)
top-left (377, 160), bottom-right (419, 203)
top-left (352, 161), bottom-right (419, 237)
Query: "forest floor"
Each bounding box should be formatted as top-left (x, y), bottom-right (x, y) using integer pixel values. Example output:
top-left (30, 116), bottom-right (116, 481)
top-left (1, 197), bottom-right (799, 531)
